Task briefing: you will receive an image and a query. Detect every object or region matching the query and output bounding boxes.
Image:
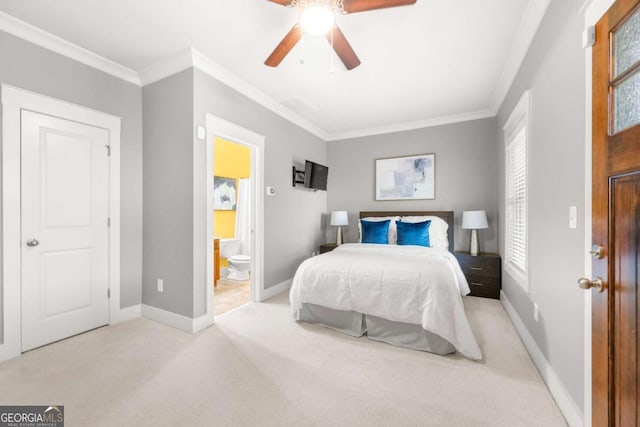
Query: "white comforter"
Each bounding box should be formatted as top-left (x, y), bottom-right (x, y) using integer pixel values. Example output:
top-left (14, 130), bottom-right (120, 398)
top-left (290, 243), bottom-right (482, 360)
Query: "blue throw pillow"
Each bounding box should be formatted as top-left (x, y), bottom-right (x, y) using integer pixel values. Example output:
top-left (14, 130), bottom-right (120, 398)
top-left (360, 219), bottom-right (390, 244)
top-left (396, 220), bottom-right (432, 247)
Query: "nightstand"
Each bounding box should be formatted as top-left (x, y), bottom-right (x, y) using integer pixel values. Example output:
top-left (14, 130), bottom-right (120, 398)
top-left (454, 251), bottom-right (501, 299)
top-left (319, 243), bottom-right (337, 254)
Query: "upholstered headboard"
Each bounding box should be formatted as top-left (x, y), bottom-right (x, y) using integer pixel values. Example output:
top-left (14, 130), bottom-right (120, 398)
top-left (359, 211), bottom-right (455, 253)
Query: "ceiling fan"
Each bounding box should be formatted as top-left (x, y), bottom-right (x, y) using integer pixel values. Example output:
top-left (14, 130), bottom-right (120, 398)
top-left (265, 0), bottom-right (417, 71)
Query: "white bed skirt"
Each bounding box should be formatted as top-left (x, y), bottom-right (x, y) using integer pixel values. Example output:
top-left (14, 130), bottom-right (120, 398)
top-left (298, 303), bottom-right (455, 356)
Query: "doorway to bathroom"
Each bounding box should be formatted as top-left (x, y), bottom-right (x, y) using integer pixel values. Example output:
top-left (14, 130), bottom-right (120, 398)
top-left (213, 137), bottom-right (252, 316)
top-left (203, 114), bottom-right (265, 322)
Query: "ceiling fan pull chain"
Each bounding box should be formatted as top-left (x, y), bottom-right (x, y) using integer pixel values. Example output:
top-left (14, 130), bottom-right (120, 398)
top-left (300, 30), bottom-right (305, 65)
top-left (296, 2), bottom-right (305, 65)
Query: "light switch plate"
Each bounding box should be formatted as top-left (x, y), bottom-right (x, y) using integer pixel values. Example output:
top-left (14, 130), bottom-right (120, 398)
top-left (196, 126), bottom-right (206, 140)
top-left (582, 26), bottom-right (596, 48)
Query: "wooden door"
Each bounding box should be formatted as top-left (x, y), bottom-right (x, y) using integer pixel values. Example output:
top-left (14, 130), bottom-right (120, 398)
top-left (592, 0), bottom-right (640, 424)
top-left (21, 110), bottom-right (110, 352)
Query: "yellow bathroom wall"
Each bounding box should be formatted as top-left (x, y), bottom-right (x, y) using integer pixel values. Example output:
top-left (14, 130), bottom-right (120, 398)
top-left (214, 137), bottom-right (251, 240)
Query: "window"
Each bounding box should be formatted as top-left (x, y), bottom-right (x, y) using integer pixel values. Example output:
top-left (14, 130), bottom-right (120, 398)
top-left (504, 91), bottom-right (530, 290)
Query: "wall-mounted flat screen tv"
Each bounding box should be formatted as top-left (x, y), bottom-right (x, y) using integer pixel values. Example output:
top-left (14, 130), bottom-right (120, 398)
top-left (304, 160), bottom-right (328, 191)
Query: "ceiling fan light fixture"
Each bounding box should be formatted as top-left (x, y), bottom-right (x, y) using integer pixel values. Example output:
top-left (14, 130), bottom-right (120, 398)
top-left (299, 5), bottom-right (335, 36)
top-left (269, 0), bottom-right (418, 70)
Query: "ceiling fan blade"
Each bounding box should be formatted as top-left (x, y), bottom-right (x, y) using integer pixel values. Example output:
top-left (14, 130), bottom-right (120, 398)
top-left (326, 26), bottom-right (361, 70)
top-left (267, 0), bottom-right (294, 5)
top-left (342, 0), bottom-right (416, 13)
top-left (265, 25), bottom-right (302, 67)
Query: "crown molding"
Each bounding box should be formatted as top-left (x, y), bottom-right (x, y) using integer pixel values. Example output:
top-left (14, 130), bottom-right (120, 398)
top-left (190, 48), bottom-right (329, 141)
top-left (0, 10), bottom-right (328, 141)
top-left (138, 49), bottom-right (193, 86)
top-left (137, 48), bottom-right (329, 140)
top-left (0, 5), bottom-right (553, 142)
top-left (0, 11), bottom-right (141, 86)
top-left (489, 0), bottom-right (552, 115)
top-left (326, 109), bottom-right (495, 141)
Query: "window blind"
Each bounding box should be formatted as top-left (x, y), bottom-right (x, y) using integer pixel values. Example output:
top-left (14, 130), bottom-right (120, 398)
top-left (506, 126), bottom-right (527, 274)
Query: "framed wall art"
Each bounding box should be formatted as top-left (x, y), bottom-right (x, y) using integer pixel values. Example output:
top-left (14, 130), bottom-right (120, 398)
top-left (213, 176), bottom-right (237, 210)
top-left (375, 153), bottom-right (435, 200)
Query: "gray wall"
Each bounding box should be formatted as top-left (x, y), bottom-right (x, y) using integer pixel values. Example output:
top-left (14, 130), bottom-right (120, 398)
top-left (327, 118), bottom-right (499, 252)
top-left (497, 0), bottom-right (586, 410)
top-left (142, 70), bottom-right (195, 317)
top-left (193, 69), bottom-right (327, 316)
top-left (0, 31), bottom-right (143, 341)
top-left (141, 68), bottom-right (327, 319)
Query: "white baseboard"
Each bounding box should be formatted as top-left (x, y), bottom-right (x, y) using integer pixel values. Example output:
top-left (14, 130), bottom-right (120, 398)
top-left (500, 290), bottom-right (583, 427)
top-left (192, 312), bottom-right (215, 333)
top-left (0, 340), bottom-right (20, 364)
top-left (261, 278), bottom-right (292, 301)
top-left (111, 304), bottom-right (141, 324)
top-left (141, 304), bottom-right (213, 333)
top-left (1, 304), bottom-right (143, 364)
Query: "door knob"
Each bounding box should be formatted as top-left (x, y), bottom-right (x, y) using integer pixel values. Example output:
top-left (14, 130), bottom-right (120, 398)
top-left (577, 277), bottom-right (606, 292)
top-left (26, 239), bottom-right (39, 247)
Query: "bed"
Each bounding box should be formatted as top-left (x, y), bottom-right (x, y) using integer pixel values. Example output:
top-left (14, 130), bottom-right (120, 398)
top-left (289, 211), bottom-right (482, 360)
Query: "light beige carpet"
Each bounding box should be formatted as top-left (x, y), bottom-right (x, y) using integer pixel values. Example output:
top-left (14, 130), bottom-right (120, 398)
top-left (0, 292), bottom-right (567, 426)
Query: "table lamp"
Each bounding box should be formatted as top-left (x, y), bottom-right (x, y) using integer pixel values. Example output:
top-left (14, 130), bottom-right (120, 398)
top-left (462, 210), bottom-right (488, 256)
top-left (330, 211), bottom-right (349, 245)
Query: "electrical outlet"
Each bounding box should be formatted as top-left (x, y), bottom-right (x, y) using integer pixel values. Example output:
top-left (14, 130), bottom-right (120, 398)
top-left (157, 279), bottom-right (164, 293)
top-left (533, 303), bottom-right (539, 322)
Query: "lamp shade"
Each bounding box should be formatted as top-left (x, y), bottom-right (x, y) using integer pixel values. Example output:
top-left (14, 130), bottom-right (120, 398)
top-left (330, 211), bottom-right (349, 226)
top-left (462, 210), bottom-right (488, 229)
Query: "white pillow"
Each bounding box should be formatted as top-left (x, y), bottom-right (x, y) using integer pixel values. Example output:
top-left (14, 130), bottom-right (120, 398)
top-left (399, 216), bottom-right (449, 250)
top-left (358, 216), bottom-right (401, 244)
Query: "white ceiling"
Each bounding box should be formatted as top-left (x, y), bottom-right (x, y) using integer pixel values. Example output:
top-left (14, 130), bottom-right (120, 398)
top-left (0, 0), bottom-right (546, 140)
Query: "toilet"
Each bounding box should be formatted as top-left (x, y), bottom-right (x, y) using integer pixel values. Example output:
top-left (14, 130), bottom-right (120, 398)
top-left (219, 238), bottom-right (251, 281)
top-left (227, 255), bottom-right (251, 281)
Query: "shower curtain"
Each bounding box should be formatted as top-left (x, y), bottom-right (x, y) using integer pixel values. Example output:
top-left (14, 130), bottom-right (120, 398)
top-left (235, 178), bottom-right (252, 256)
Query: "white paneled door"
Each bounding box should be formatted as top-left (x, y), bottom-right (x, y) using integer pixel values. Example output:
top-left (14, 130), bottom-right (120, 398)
top-left (21, 110), bottom-right (110, 352)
